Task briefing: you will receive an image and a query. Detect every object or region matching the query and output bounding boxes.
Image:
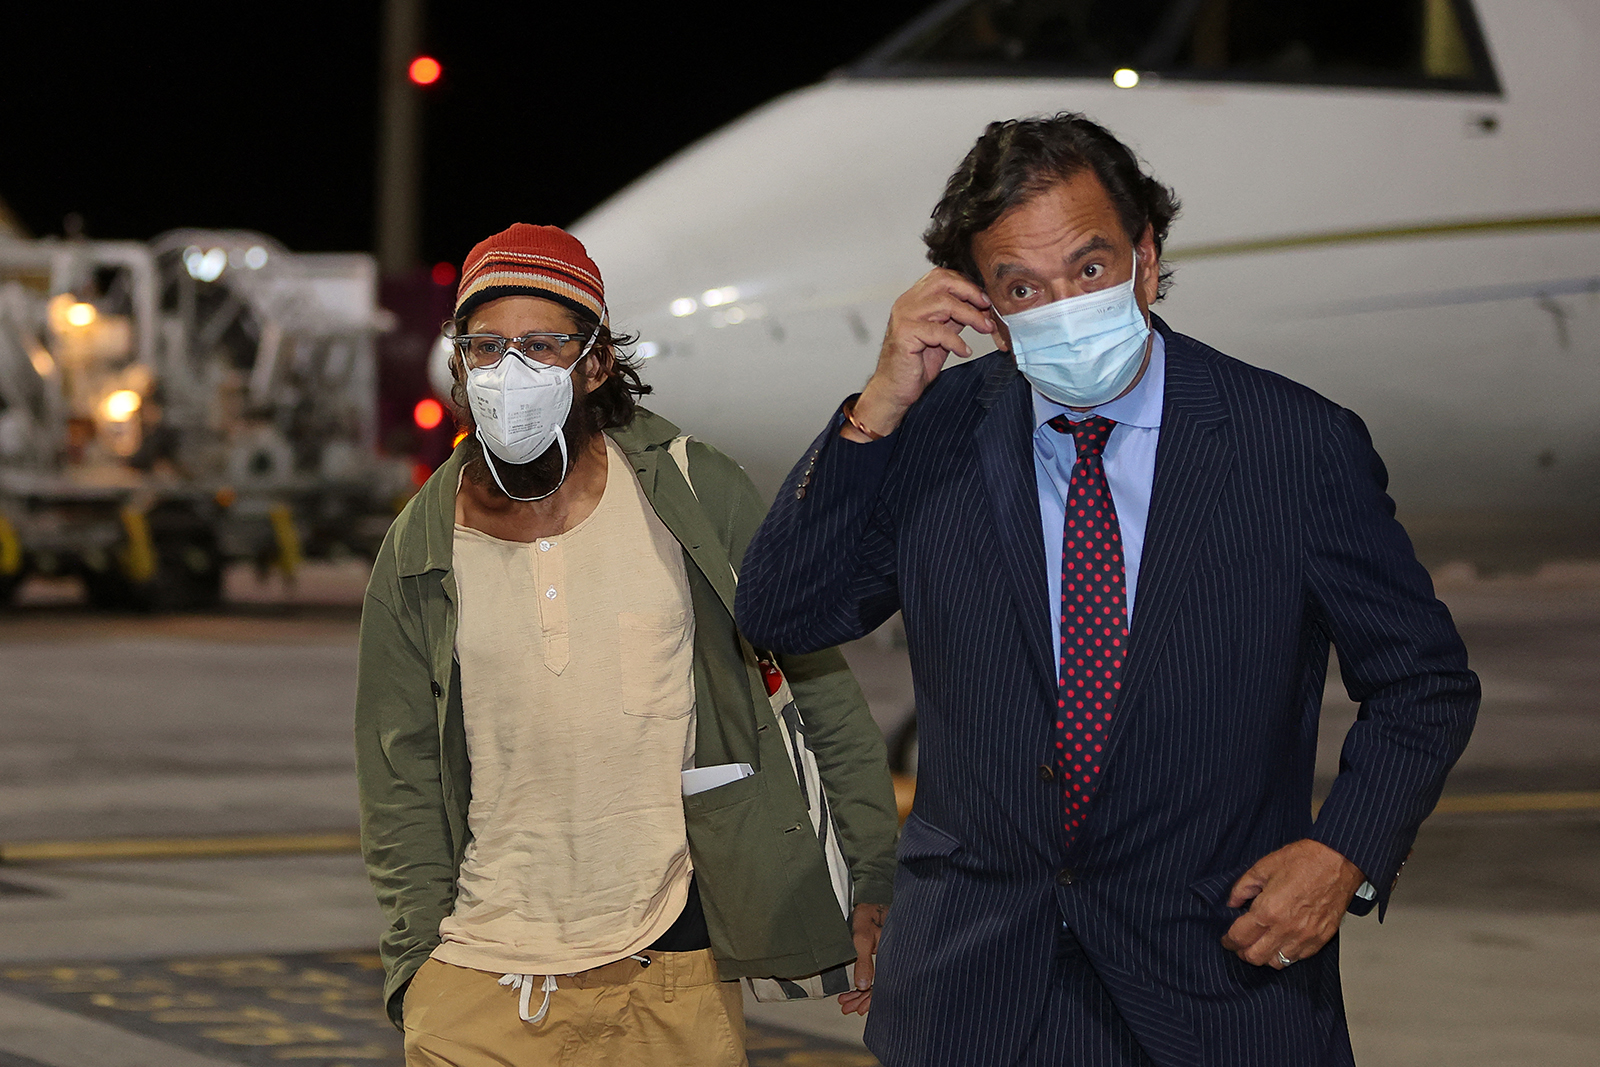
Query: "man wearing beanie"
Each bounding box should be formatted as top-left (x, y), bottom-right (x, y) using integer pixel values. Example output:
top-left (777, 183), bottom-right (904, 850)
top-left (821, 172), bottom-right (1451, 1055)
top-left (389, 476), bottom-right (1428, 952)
top-left (355, 223), bottom-right (899, 1066)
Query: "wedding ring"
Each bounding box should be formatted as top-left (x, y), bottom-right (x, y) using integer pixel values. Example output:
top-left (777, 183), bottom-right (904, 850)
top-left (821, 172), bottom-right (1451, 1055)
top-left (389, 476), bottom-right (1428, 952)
top-left (1274, 950), bottom-right (1294, 967)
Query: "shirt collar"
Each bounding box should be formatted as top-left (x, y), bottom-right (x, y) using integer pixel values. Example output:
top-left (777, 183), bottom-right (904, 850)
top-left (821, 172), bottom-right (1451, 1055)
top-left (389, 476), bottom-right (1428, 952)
top-left (1030, 330), bottom-right (1166, 432)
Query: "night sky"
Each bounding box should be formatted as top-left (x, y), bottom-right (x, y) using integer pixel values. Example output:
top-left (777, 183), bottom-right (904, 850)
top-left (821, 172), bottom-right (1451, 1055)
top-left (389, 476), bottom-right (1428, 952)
top-left (0, 2), bottom-right (933, 271)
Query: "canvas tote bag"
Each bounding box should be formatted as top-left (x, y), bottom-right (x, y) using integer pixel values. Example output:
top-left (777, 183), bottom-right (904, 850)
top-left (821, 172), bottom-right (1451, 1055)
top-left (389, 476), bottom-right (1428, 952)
top-left (668, 435), bottom-right (856, 1001)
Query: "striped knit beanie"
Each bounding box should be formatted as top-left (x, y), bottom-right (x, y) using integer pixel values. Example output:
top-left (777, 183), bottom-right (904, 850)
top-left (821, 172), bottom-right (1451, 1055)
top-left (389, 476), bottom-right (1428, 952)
top-left (455, 223), bottom-right (605, 325)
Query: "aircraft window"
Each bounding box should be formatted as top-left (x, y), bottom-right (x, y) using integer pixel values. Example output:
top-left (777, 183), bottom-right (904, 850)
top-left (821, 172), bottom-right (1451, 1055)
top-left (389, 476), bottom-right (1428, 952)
top-left (852, 0), bottom-right (1499, 93)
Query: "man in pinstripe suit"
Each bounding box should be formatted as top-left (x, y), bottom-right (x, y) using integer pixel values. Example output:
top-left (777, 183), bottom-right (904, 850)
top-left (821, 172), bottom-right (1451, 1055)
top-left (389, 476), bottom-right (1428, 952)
top-left (734, 114), bottom-right (1479, 1066)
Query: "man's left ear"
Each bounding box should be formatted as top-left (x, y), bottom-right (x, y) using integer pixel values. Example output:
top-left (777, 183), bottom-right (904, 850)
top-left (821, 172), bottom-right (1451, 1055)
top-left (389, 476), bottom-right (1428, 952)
top-left (992, 316), bottom-right (1013, 353)
top-left (1136, 225), bottom-right (1160, 307)
top-left (976, 277), bottom-right (1012, 352)
top-left (580, 349), bottom-right (613, 395)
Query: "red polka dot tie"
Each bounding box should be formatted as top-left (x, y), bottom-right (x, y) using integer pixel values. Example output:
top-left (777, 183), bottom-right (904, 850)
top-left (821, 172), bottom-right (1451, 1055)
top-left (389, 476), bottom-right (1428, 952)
top-left (1047, 414), bottom-right (1127, 848)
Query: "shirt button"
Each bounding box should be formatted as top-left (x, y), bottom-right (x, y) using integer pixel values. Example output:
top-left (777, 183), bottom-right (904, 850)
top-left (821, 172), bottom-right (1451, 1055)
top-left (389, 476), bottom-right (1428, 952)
top-left (545, 587), bottom-right (557, 599)
top-left (538, 540), bottom-right (552, 552)
top-left (1056, 868), bottom-right (1075, 886)
top-left (1038, 764), bottom-right (1054, 782)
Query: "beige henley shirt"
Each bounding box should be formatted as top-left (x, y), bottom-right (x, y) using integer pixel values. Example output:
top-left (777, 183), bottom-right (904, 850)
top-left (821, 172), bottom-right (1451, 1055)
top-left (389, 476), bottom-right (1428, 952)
top-left (431, 439), bottom-right (697, 976)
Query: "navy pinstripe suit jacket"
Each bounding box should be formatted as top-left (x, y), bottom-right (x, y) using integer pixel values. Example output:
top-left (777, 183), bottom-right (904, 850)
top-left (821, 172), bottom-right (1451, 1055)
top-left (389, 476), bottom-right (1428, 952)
top-left (734, 322), bottom-right (1479, 1067)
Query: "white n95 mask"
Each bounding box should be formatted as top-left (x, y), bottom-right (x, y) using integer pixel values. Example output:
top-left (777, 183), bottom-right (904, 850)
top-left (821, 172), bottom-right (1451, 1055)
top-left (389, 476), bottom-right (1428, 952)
top-left (465, 352), bottom-right (585, 501)
top-left (1002, 267), bottom-right (1151, 408)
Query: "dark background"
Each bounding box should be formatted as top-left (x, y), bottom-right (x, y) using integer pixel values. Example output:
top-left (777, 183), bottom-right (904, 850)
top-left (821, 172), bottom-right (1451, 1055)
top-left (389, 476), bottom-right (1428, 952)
top-left (0, 2), bottom-right (931, 269)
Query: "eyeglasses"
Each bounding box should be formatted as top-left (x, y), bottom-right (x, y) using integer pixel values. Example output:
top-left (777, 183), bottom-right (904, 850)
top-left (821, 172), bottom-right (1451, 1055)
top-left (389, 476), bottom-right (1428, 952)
top-left (451, 331), bottom-right (592, 370)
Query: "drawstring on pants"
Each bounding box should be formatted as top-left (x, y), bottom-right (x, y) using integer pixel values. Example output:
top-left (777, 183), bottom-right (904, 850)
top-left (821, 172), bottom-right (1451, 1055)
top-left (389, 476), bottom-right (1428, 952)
top-left (499, 973), bottom-right (558, 1024)
top-left (500, 956), bottom-right (655, 1024)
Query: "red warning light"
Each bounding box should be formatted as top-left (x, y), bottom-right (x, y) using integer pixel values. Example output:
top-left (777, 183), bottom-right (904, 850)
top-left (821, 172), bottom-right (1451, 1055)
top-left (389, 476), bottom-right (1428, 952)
top-left (413, 398), bottom-right (445, 430)
top-left (431, 261), bottom-right (456, 287)
top-left (408, 56), bottom-right (442, 86)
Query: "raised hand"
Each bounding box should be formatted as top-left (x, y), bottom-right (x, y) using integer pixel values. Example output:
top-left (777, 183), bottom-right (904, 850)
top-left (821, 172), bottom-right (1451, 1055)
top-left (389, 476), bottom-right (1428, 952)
top-left (843, 269), bottom-right (996, 442)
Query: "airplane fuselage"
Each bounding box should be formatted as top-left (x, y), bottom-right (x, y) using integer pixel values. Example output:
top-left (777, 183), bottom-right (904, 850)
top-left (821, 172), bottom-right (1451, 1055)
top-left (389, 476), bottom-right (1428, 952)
top-left (574, 0), bottom-right (1600, 566)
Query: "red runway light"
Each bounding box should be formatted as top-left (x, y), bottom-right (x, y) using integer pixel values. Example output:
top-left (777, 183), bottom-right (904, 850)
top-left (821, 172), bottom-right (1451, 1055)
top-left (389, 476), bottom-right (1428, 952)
top-left (431, 262), bottom-right (456, 286)
top-left (413, 398), bottom-right (445, 430)
top-left (408, 56), bottom-right (442, 85)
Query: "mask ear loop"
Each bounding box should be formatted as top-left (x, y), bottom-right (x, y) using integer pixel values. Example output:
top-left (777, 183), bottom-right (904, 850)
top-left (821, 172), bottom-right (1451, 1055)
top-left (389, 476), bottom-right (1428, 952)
top-left (477, 309), bottom-right (603, 504)
top-left (1133, 257), bottom-right (1145, 314)
top-left (481, 429), bottom-right (568, 503)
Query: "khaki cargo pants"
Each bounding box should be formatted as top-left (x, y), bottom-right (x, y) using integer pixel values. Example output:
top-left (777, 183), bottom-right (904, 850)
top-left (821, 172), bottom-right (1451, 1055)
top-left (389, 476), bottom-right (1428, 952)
top-left (402, 951), bottom-right (747, 1066)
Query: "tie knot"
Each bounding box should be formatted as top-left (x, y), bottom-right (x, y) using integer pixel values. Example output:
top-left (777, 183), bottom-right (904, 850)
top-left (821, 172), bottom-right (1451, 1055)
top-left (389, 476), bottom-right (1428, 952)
top-left (1048, 414), bottom-right (1116, 457)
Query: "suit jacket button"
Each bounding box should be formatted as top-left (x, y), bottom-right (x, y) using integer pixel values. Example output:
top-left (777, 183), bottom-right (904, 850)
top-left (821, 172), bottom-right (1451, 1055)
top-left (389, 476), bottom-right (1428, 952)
top-left (431, 680), bottom-right (443, 698)
top-left (1056, 868), bottom-right (1075, 886)
top-left (795, 487), bottom-right (807, 500)
top-left (1037, 764), bottom-right (1054, 782)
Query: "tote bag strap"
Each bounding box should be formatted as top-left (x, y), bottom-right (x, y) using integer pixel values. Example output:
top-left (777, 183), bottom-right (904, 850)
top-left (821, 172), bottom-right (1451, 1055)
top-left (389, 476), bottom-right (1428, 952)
top-left (665, 435), bottom-right (856, 1001)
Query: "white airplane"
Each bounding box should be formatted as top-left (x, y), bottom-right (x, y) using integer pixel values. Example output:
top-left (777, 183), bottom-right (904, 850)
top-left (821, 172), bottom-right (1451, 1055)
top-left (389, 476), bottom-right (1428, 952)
top-left (568, 0), bottom-right (1600, 571)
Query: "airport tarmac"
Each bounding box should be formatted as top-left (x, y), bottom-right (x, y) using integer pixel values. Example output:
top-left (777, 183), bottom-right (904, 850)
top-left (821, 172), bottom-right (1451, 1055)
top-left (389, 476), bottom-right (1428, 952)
top-left (0, 561), bottom-right (1596, 1066)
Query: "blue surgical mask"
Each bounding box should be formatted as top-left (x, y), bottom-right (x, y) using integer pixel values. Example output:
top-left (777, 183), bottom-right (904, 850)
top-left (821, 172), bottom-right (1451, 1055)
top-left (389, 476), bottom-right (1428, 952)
top-left (1001, 269), bottom-right (1151, 408)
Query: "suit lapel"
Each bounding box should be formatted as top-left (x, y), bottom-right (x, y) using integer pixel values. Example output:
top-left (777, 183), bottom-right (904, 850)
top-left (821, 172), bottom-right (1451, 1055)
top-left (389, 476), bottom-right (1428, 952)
top-left (1113, 330), bottom-right (1234, 725)
top-left (973, 361), bottom-right (1056, 690)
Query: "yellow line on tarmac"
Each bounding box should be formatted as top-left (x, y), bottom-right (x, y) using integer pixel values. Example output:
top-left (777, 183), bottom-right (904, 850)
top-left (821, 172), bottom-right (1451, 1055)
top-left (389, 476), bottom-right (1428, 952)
top-left (893, 775), bottom-right (916, 824)
top-left (0, 832), bottom-right (361, 864)
top-left (1431, 790), bottom-right (1600, 815)
top-left (4, 791), bottom-right (1596, 862)
top-left (890, 778), bottom-right (1599, 826)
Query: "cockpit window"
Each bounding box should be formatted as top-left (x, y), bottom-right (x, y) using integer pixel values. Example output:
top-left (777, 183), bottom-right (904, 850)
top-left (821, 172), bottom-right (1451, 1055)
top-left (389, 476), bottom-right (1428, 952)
top-left (850, 0), bottom-right (1499, 94)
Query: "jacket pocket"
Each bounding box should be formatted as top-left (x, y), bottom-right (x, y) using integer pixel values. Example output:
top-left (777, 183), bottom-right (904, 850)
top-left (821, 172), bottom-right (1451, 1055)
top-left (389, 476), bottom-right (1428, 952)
top-left (682, 766), bottom-right (764, 812)
top-left (619, 610), bottom-right (693, 718)
top-left (1189, 861), bottom-right (1254, 912)
top-left (685, 770), bottom-right (852, 972)
top-left (897, 812), bottom-right (962, 863)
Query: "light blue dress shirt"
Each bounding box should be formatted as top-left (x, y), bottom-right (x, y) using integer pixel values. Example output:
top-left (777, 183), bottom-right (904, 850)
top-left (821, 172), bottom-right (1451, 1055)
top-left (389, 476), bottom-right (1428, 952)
top-left (1030, 335), bottom-right (1378, 903)
top-left (1032, 332), bottom-right (1166, 673)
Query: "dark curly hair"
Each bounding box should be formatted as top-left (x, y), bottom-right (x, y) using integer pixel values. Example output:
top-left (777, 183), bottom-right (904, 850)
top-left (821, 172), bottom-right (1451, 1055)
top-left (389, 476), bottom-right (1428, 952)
top-left (925, 113), bottom-right (1182, 299)
top-left (445, 313), bottom-right (652, 434)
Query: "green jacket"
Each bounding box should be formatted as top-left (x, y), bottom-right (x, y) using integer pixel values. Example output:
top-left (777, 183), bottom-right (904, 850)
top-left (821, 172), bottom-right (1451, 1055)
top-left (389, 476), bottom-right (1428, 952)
top-left (355, 409), bottom-right (899, 1027)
